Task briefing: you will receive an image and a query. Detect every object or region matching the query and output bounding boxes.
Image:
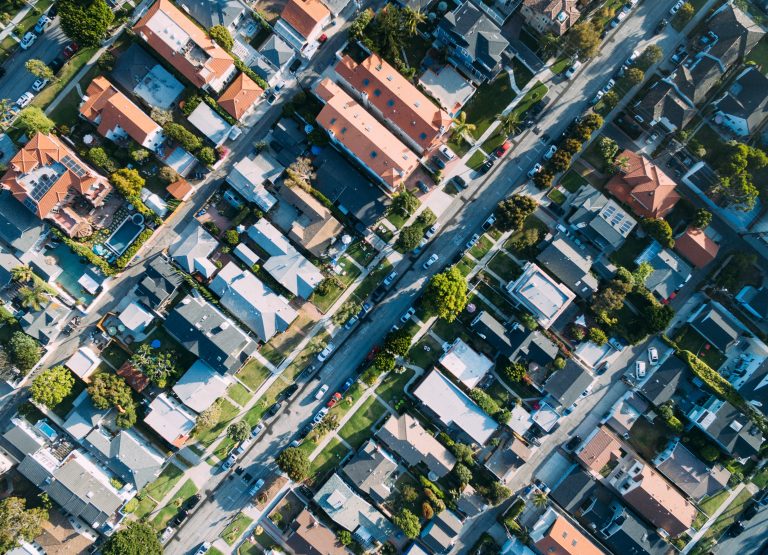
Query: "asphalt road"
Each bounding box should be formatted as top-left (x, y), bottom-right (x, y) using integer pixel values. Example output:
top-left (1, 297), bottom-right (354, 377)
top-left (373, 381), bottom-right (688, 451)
top-left (714, 501), bottom-right (768, 555)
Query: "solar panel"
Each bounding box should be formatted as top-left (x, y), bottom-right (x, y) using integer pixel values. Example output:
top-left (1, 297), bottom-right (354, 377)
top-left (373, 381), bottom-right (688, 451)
top-left (61, 155), bottom-right (87, 178)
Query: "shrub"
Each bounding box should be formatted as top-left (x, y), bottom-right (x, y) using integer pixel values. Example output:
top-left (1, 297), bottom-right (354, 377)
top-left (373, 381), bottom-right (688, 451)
top-left (197, 146), bottom-right (217, 166)
top-left (588, 327), bottom-right (608, 346)
top-left (163, 122), bottom-right (202, 152)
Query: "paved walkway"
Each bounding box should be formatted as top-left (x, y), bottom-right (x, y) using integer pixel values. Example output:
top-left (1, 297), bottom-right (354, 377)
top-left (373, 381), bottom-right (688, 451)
top-left (682, 483), bottom-right (749, 554)
top-left (0, 2), bottom-right (32, 42)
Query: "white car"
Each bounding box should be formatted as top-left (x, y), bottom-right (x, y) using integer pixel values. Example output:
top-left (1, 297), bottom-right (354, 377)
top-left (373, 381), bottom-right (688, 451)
top-left (544, 145), bottom-right (557, 160)
top-left (439, 145), bottom-right (455, 160)
top-left (591, 90), bottom-right (605, 105)
top-left (317, 343), bottom-right (335, 362)
top-left (193, 542), bottom-right (211, 555)
top-left (31, 78), bottom-right (49, 92)
top-left (160, 526), bottom-right (175, 543)
top-left (648, 347), bottom-right (659, 365)
top-left (527, 163), bottom-right (542, 178)
top-left (602, 79), bottom-right (616, 93)
top-left (610, 11), bottom-right (627, 28)
top-left (670, 0), bottom-right (684, 15)
top-left (423, 254), bottom-right (439, 269)
top-left (19, 32), bottom-right (36, 50)
top-left (383, 271), bottom-right (398, 286)
top-left (635, 361), bottom-right (647, 379)
top-left (564, 60), bottom-right (581, 79)
top-left (250, 422), bottom-right (265, 438)
top-left (313, 407), bottom-right (329, 423)
top-left (425, 223), bottom-right (440, 239)
top-left (400, 307), bottom-right (416, 322)
top-left (34, 15), bottom-right (51, 34)
top-left (248, 479), bottom-right (265, 496)
top-left (315, 384), bottom-right (329, 400)
top-left (16, 92), bottom-right (34, 108)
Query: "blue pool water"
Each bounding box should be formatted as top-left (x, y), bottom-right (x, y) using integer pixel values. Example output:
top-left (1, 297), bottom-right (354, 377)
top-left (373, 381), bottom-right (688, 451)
top-left (35, 420), bottom-right (57, 440)
top-left (105, 214), bottom-right (145, 256)
top-left (46, 242), bottom-right (97, 305)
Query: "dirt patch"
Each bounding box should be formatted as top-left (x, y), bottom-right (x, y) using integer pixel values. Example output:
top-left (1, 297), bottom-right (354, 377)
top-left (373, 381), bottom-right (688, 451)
top-left (253, 475), bottom-right (289, 510)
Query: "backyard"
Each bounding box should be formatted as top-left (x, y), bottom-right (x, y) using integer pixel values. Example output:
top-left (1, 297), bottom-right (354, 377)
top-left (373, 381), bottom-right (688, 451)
top-left (674, 325), bottom-right (727, 370)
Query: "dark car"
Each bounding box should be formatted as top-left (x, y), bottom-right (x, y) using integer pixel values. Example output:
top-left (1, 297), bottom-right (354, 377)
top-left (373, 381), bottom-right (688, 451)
top-left (371, 286), bottom-right (387, 303)
top-left (341, 377), bottom-right (354, 393)
top-left (183, 494), bottom-right (202, 510)
top-left (564, 436), bottom-right (582, 452)
top-left (727, 520), bottom-right (745, 537)
top-left (281, 383), bottom-right (299, 400)
top-left (358, 301), bottom-right (373, 318)
top-left (450, 175), bottom-right (467, 189)
top-left (289, 59), bottom-right (302, 73)
top-left (264, 401), bottom-right (282, 418)
top-left (744, 501), bottom-right (760, 520)
top-left (432, 157), bottom-right (446, 170)
top-left (49, 57), bottom-right (64, 73)
top-left (298, 424), bottom-right (313, 438)
top-left (170, 510), bottom-right (188, 527)
top-left (655, 18), bottom-right (668, 33)
top-left (479, 159), bottom-right (493, 174)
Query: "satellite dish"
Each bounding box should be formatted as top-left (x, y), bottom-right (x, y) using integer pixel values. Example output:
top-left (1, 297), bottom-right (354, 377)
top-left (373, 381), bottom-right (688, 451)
top-left (341, 235), bottom-right (352, 245)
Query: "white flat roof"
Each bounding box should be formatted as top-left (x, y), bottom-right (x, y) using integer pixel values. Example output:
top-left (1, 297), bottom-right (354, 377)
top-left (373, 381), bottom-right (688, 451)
top-left (532, 402), bottom-right (560, 432)
top-left (439, 338), bottom-right (493, 389)
top-left (65, 347), bottom-right (101, 379)
top-left (507, 263), bottom-right (575, 329)
top-left (419, 65), bottom-right (476, 117)
top-left (173, 360), bottom-right (230, 413)
top-left (188, 103), bottom-right (232, 146)
top-left (508, 404), bottom-right (534, 436)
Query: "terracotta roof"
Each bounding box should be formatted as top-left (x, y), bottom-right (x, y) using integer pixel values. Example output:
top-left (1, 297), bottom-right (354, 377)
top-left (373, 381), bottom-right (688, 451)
top-left (133, 0), bottom-right (235, 90)
top-left (534, 515), bottom-right (603, 555)
top-left (576, 426), bottom-right (624, 474)
top-left (288, 509), bottom-right (348, 555)
top-left (80, 76), bottom-right (160, 145)
top-left (335, 54), bottom-right (451, 152)
top-left (277, 182), bottom-right (343, 256)
top-left (281, 0), bottom-right (330, 39)
top-left (116, 361), bottom-right (150, 392)
top-left (606, 149), bottom-right (681, 219)
top-left (675, 227), bottom-right (720, 268)
top-left (315, 78), bottom-right (419, 192)
top-left (219, 73), bottom-right (264, 120)
top-left (166, 177), bottom-right (194, 200)
top-left (622, 464), bottom-right (697, 536)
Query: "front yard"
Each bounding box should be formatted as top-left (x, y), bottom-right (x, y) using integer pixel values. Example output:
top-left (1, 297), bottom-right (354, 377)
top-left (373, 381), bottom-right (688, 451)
top-left (338, 396), bottom-right (389, 450)
top-left (221, 512), bottom-right (254, 546)
top-left (460, 72), bottom-right (516, 140)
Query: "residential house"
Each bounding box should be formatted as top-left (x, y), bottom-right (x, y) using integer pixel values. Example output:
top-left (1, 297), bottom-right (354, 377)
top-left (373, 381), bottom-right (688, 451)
top-left (419, 65), bottom-right (476, 118)
top-left (634, 80), bottom-right (696, 132)
top-left (79, 76), bottom-right (164, 151)
top-left (714, 67), bottom-right (768, 137)
top-left (269, 116), bottom-right (309, 167)
top-left (640, 243), bottom-right (692, 301)
top-left (0, 134), bottom-right (111, 238)
top-left (172, 360), bottom-right (231, 413)
top-left (438, 338), bottom-right (493, 388)
top-left (210, 261), bottom-right (298, 342)
top-left (166, 177), bottom-right (194, 201)
top-left (375, 413), bottom-right (456, 478)
top-left (688, 396), bottom-right (764, 461)
top-left (607, 150), bottom-right (681, 219)
top-left (233, 242), bottom-right (260, 267)
top-left (689, 302), bottom-right (742, 353)
top-left (739, 358), bottom-right (768, 417)
top-left (737, 285), bottom-right (768, 321)
top-left (506, 262), bottom-right (576, 329)
top-left (64, 347), bottom-right (101, 382)
top-left (456, 485), bottom-right (488, 519)
top-left (576, 427), bottom-right (626, 477)
top-left (537, 233), bottom-right (598, 298)
top-left (668, 55), bottom-right (726, 107)
top-left (134, 0), bottom-right (237, 93)
top-left (341, 440), bottom-right (397, 504)
top-left (287, 508), bottom-right (350, 555)
top-left (315, 78), bottom-right (419, 194)
top-left (169, 222), bottom-right (219, 279)
top-left (313, 473), bottom-right (396, 548)
top-left (675, 227), bottom-right (720, 268)
top-left (602, 393), bottom-right (647, 444)
top-left (117, 301), bottom-right (154, 336)
top-left (134, 255), bottom-right (183, 312)
top-left (274, 181), bottom-right (344, 256)
top-left (187, 102), bottom-right (232, 146)
top-left (469, 310), bottom-right (516, 358)
top-left (219, 73), bottom-right (264, 120)
top-left (0, 190), bottom-right (46, 254)
top-left (420, 510), bottom-right (464, 554)
top-left (565, 188), bottom-right (636, 252)
top-left (225, 151), bottom-right (281, 212)
top-left (112, 43), bottom-right (186, 110)
top-left (520, 0), bottom-right (580, 36)
top-left (0, 249), bottom-right (20, 288)
top-left (543, 360), bottom-right (593, 410)
top-left (653, 440), bottom-right (730, 501)
top-left (20, 301), bottom-right (71, 346)
top-left (246, 219), bottom-right (324, 298)
top-left (413, 370), bottom-right (499, 445)
top-left (509, 326), bottom-right (560, 376)
top-left (705, 3), bottom-right (764, 70)
top-left (436, 2), bottom-right (509, 84)
top-left (485, 435), bottom-right (531, 483)
top-left (164, 294), bottom-right (257, 374)
top-left (144, 392), bottom-right (197, 448)
top-left (334, 54), bottom-right (451, 155)
top-left (530, 508), bottom-right (603, 555)
top-left (274, 0), bottom-right (331, 54)
top-left (254, 34), bottom-right (296, 88)
top-left (177, 0), bottom-right (250, 32)
top-left (638, 355), bottom-right (686, 406)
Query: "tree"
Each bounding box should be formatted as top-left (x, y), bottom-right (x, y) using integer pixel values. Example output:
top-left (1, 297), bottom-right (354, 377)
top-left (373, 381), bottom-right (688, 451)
top-left (499, 111), bottom-right (521, 136)
top-left (598, 136), bottom-right (619, 168)
top-left (384, 328), bottom-right (412, 357)
top-left (130, 148), bottom-right (150, 163)
top-left (632, 261), bottom-right (653, 287)
top-left (227, 421), bottom-right (250, 443)
top-left (58, 0), bottom-right (114, 47)
top-left (539, 32), bottom-right (560, 56)
top-left (533, 170), bottom-right (554, 189)
top-left (102, 521), bottom-right (161, 555)
top-left (111, 168), bottom-right (145, 198)
top-left (693, 208), bottom-right (712, 229)
top-left (196, 401), bottom-right (221, 429)
top-left (453, 463), bottom-right (472, 486)
top-left (392, 508), bottom-right (421, 539)
top-left (16, 106), bottom-right (55, 134)
top-left (392, 190), bottom-right (419, 216)
top-left (88, 147), bottom-right (110, 168)
top-left (565, 22), bottom-right (600, 58)
top-left (674, 3), bottom-right (695, 26)
top-left (163, 122), bottom-right (202, 152)
top-left (209, 25), bottom-right (233, 51)
top-left (197, 146), bottom-right (216, 166)
top-left (422, 501), bottom-right (434, 520)
top-left (549, 150), bottom-right (571, 173)
top-left (589, 327), bottom-right (608, 346)
top-left (561, 138), bottom-right (582, 155)
top-left (718, 172), bottom-right (758, 211)
top-left (224, 229), bottom-right (240, 246)
top-left (403, 6), bottom-right (426, 35)
top-left (496, 195), bottom-right (537, 232)
top-left (422, 266), bottom-right (467, 322)
top-left (18, 285), bottom-right (48, 311)
top-left (553, 357), bottom-right (566, 370)
top-left (451, 112), bottom-right (476, 146)
top-left (395, 225), bottom-right (423, 252)
top-left (10, 265), bottom-right (33, 283)
top-left (600, 90), bottom-right (619, 112)
top-left (0, 497), bottom-right (47, 553)
top-left (276, 447), bottom-right (310, 481)
top-left (532, 492), bottom-right (548, 508)
top-left (158, 166), bottom-right (179, 184)
top-left (150, 107), bottom-right (173, 126)
top-left (642, 218), bottom-right (674, 248)
top-left (643, 302), bottom-right (674, 333)
top-left (87, 373), bottom-right (137, 428)
top-left (24, 59), bottom-right (54, 81)
top-left (8, 332), bottom-right (40, 373)
top-left (30, 366), bottom-right (74, 408)
top-left (639, 44), bottom-right (663, 68)
top-left (337, 530), bottom-right (353, 546)
top-left (614, 155), bottom-right (630, 174)
top-left (488, 482), bottom-right (511, 505)
top-left (451, 442), bottom-right (475, 466)
top-left (623, 67), bottom-right (645, 86)
top-left (502, 361), bottom-right (527, 384)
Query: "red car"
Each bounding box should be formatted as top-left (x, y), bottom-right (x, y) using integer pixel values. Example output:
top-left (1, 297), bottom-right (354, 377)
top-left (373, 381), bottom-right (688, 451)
top-left (326, 392), bottom-right (342, 408)
top-left (63, 42), bottom-right (79, 59)
top-left (495, 141), bottom-right (511, 157)
top-left (318, 33), bottom-right (328, 43)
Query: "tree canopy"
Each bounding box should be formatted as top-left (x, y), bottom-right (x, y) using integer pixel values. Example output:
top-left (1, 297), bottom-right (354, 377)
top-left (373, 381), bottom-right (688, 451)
top-left (30, 366), bottom-right (74, 408)
top-left (7, 331), bottom-right (41, 374)
top-left (712, 141), bottom-right (767, 211)
top-left (565, 22), bottom-right (601, 58)
top-left (496, 194), bottom-right (537, 232)
top-left (227, 421), bottom-right (250, 443)
top-left (87, 373), bottom-right (137, 428)
top-left (24, 59), bottom-right (54, 81)
top-left (111, 168), bottom-right (145, 198)
top-left (209, 25), bottom-right (234, 51)
top-left (129, 344), bottom-right (179, 388)
top-left (692, 208), bottom-right (712, 229)
top-left (383, 328), bottom-right (412, 357)
top-left (395, 225), bottom-right (423, 252)
top-left (642, 218), bottom-right (674, 248)
top-left (59, 0), bottom-right (114, 47)
top-left (16, 106), bottom-right (55, 135)
top-left (392, 508), bottom-right (421, 538)
top-left (0, 497), bottom-right (47, 553)
top-left (102, 521), bottom-right (162, 555)
top-left (163, 122), bottom-right (202, 152)
top-left (276, 447), bottom-right (310, 481)
top-left (196, 401), bottom-right (221, 430)
top-left (422, 266), bottom-right (468, 322)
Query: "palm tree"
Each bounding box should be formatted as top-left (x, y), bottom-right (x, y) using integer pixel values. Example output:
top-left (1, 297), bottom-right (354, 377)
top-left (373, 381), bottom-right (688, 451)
top-left (532, 492), bottom-right (548, 509)
top-left (11, 265), bottom-right (34, 283)
top-left (451, 112), bottom-right (476, 146)
top-left (498, 111), bottom-right (521, 136)
top-left (18, 285), bottom-right (48, 311)
top-left (614, 155), bottom-right (630, 174)
top-left (403, 7), bottom-right (426, 35)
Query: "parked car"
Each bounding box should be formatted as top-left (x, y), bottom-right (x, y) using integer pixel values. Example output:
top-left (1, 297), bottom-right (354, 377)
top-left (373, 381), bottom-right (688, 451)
top-left (371, 286), bottom-right (387, 303)
top-left (425, 223), bottom-right (440, 239)
top-left (400, 307), bottom-right (416, 322)
top-left (31, 78), bottom-right (49, 92)
top-left (264, 401), bottom-right (282, 418)
top-left (326, 392), bottom-right (342, 408)
top-left (591, 90), bottom-right (605, 105)
top-left (413, 237), bottom-right (428, 254)
top-left (544, 145), bottom-right (557, 160)
top-left (450, 175), bottom-right (467, 189)
top-left (16, 92), bottom-right (34, 108)
top-left (19, 32), bottom-right (36, 50)
top-left (63, 42), bottom-right (79, 58)
top-left (465, 234), bottom-right (480, 250)
top-left (383, 271), bottom-right (398, 286)
top-left (726, 520), bottom-right (745, 537)
top-left (495, 141), bottom-right (511, 157)
top-left (358, 301), bottom-right (373, 317)
top-left (160, 526), bottom-right (175, 543)
top-left (341, 377), bottom-right (354, 393)
top-left (648, 347), bottom-right (659, 364)
top-left (281, 383), bottom-right (299, 399)
top-left (669, 0), bottom-right (684, 15)
top-left (432, 157), bottom-right (446, 170)
top-left (671, 45), bottom-right (688, 65)
top-left (479, 159), bottom-right (493, 174)
top-left (315, 384), bottom-right (329, 401)
top-left (439, 145), bottom-right (455, 160)
top-left (482, 215), bottom-right (496, 230)
top-left (645, 131), bottom-right (659, 144)
top-left (317, 342), bottom-right (335, 362)
top-left (193, 542), bottom-right (211, 555)
top-left (423, 254), bottom-right (439, 269)
top-left (564, 60), bottom-right (581, 79)
top-left (743, 501), bottom-right (759, 520)
top-left (655, 18), bottom-right (668, 33)
top-left (344, 315), bottom-right (359, 330)
top-left (248, 479), bottom-right (265, 497)
top-left (609, 337), bottom-right (627, 351)
top-left (602, 79), bottom-right (616, 93)
top-left (34, 15), bottom-right (51, 33)
top-left (289, 59), bottom-right (302, 73)
top-left (527, 163), bottom-right (542, 178)
top-left (313, 407), bottom-right (329, 423)
top-left (609, 11), bottom-right (627, 28)
top-left (625, 51), bottom-right (640, 66)
top-left (170, 509), bottom-right (189, 527)
top-left (417, 180), bottom-right (430, 194)
top-left (595, 360), bottom-right (610, 375)
top-left (250, 422), bottom-right (265, 438)
top-left (635, 361), bottom-right (647, 379)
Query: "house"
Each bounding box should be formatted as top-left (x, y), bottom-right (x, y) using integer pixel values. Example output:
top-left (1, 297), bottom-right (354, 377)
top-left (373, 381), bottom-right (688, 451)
top-left (313, 473), bottom-right (396, 548)
top-left (166, 177), bottom-right (194, 201)
top-left (172, 360), bottom-right (231, 413)
top-left (576, 427), bottom-right (626, 477)
top-left (254, 35), bottom-right (296, 88)
top-left (83, 425), bottom-right (165, 491)
top-left (287, 508), bottom-right (350, 555)
top-left (506, 262), bottom-right (576, 329)
top-left (419, 65), bottom-right (476, 118)
top-left (470, 311), bottom-right (516, 358)
top-left (177, 0), bottom-right (249, 31)
top-left (543, 360), bottom-right (593, 410)
top-left (187, 102), bottom-right (232, 146)
top-left (134, 0), bottom-right (237, 93)
top-left (79, 76), bottom-right (164, 151)
top-left (274, 0), bottom-right (331, 54)
top-left (218, 73), bottom-right (264, 120)
top-left (509, 326), bottom-right (560, 373)
top-left (688, 396), bottom-right (763, 460)
top-left (274, 181), bottom-right (344, 256)
top-left (341, 440), bottom-right (397, 503)
top-left (639, 355), bottom-right (686, 406)
top-left (739, 358), bottom-right (768, 416)
top-left (0, 190), bottom-right (46, 254)
top-left (164, 294), bottom-right (257, 374)
top-left (233, 243), bottom-right (260, 267)
top-left (485, 435), bottom-right (531, 483)
top-left (675, 227), bottom-right (720, 268)
top-left (438, 338), bottom-right (493, 388)
top-left (420, 510), bottom-right (464, 554)
top-left (414, 370), bottom-right (499, 445)
top-left (117, 301), bottom-right (154, 335)
top-left (269, 117), bottom-right (309, 167)
top-left (634, 80), bottom-right (696, 132)
top-left (20, 301), bottom-right (71, 346)
top-left (603, 392), bottom-right (647, 438)
top-left (530, 508), bottom-right (602, 555)
top-left (246, 219), bottom-right (324, 298)
top-left (737, 285), bottom-right (768, 321)
top-left (714, 67), bottom-right (768, 137)
top-left (606, 150), bottom-right (681, 219)
top-left (334, 54), bottom-right (451, 154)
top-left (144, 392), bottom-right (197, 448)
top-left (653, 440), bottom-right (730, 501)
top-left (668, 54), bottom-right (725, 107)
top-left (565, 188), bottom-right (636, 252)
top-left (64, 347), bottom-right (101, 382)
top-left (456, 485), bottom-right (487, 518)
top-left (640, 243), bottom-right (692, 301)
top-left (0, 249), bottom-right (20, 288)
top-left (112, 43), bottom-right (186, 110)
top-left (0, 134), bottom-right (111, 238)
top-left (537, 234), bottom-right (598, 298)
top-left (520, 0), bottom-right (580, 36)
top-left (705, 3), bottom-right (764, 70)
top-left (210, 261), bottom-right (298, 342)
top-left (689, 302), bottom-right (742, 353)
top-left (134, 255), bottom-right (183, 311)
top-left (436, 2), bottom-right (509, 84)
top-left (375, 413), bottom-right (456, 478)
top-left (315, 78), bottom-right (419, 194)
top-left (169, 221), bottom-right (218, 278)
top-left (225, 151), bottom-right (281, 212)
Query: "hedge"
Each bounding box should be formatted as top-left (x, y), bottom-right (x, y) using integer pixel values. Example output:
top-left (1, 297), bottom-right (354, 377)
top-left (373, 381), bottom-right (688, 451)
top-left (234, 59), bottom-right (269, 92)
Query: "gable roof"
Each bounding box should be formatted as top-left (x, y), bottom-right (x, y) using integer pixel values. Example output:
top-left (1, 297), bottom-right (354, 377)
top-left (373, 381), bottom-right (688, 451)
top-left (341, 440), bottom-right (397, 502)
top-left (276, 182), bottom-right (344, 256)
top-left (706, 3), bottom-right (765, 69)
top-left (375, 413), bottom-right (456, 478)
top-left (172, 359), bottom-right (231, 413)
top-left (280, 0), bottom-right (330, 39)
top-left (135, 255), bottom-right (183, 309)
top-left (567, 188), bottom-right (636, 251)
top-left (219, 73), bottom-right (264, 120)
top-left (544, 360), bottom-right (593, 409)
top-left (84, 427), bottom-right (165, 490)
top-left (20, 301), bottom-right (70, 345)
top-left (643, 245), bottom-right (692, 300)
top-left (654, 440), bottom-right (730, 501)
top-left (439, 3), bottom-right (508, 70)
top-left (226, 152), bottom-right (281, 211)
top-left (169, 222), bottom-right (218, 277)
top-left (166, 177), bottom-right (194, 200)
top-left (675, 227), bottom-right (720, 268)
top-left (177, 0), bottom-right (247, 29)
top-left (576, 426), bottom-right (625, 474)
top-left (639, 355), bottom-right (686, 406)
top-left (287, 509), bottom-right (350, 555)
top-left (259, 34), bottom-right (295, 69)
top-left (537, 234), bottom-right (598, 298)
top-left (470, 311), bottom-right (516, 358)
top-left (607, 149), bottom-right (680, 219)
top-left (691, 396), bottom-right (764, 458)
top-left (421, 510), bottom-right (463, 554)
top-left (0, 190), bottom-right (46, 252)
top-left (690, 303), bottom-right (741, 352)
top-left (144, 392), bottom-right (196, 447)
top-left (669, 55), bottom-right (725, 106)
top-left (715, 67), bottom-right (768, 133)
top-left (531, 508), bottom-right (602, 555)
top-left (635, 80), bottom-right (696, 131)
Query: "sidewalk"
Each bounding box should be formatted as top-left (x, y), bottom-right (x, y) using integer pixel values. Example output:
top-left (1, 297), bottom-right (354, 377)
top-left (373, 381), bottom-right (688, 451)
top-left (682, 483), bottom-right (747, 554)
top-left (0, 1), bottom-right (33, 42)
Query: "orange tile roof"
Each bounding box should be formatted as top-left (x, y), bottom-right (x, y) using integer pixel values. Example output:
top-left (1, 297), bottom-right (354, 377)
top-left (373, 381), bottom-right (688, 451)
top-left (576, 426), bottom-right (624, 474)
top-left (315, 78), bottom-right (419, 192)
top-left (0, 133), bottom-right (108, 219)
top-left (281, 0), bottom-right (330, 39)
top-left (219, 73), bottom-right (264, 120)
top-left (166, 177), bottom-right (193, 200)
top-left (534, 516), bottom-right (603, 555)
top-left (80, 76), bottom-right (160, 146)
top-left (134, 0), bottom-right (235, 90)
top-left (622, 464), bottom-right (697, 536)
top-left (607, 149), bottom-right (681, 219)
top-left (335, 54), bottom-right (452, 153)
top-left (675, 227), bottom-right (720, 268)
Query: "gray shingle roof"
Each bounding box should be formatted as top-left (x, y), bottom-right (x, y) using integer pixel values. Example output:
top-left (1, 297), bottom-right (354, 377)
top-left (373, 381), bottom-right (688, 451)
top-left (0, 190), bottom-right (45, 252)
top-left (543, 360), bottom-right (592, 409)
top-left (177, 0), bottom-right (247, 29)
top-left (135, 256), bottom-right (183, 310)
top-left (691, 303), bottom-right (740, 352)
top-left (639, 356), bottom-right (686, 406)
top-left (635, 80), bottom-right (696, 130)
top-left (715, 67), bottom-right (768, 133)
top-left (341, 440), bottom-right (397, 503)
top-left (537, 234), bottom-right (598, 298)
top-left (439, 3), bottom-right (508, 70)
top-left (706, 3), bottom-right (765, 69)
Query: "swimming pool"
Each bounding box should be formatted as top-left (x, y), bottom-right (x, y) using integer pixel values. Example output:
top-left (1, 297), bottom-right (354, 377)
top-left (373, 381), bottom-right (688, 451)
top-left (35, 419), bottom-right (57, 440)
top-left (105, 213), bottom-right (145, 256)
top-left (46, 242), bottom-right (97, 305)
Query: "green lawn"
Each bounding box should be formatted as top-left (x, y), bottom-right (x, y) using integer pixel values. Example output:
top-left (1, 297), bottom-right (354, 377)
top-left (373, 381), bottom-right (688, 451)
top-left (481, 131), bottom-right (507, 154)
top-left (752, 467), bottom-right (768, 489)
top-left (32, 47), bottom-right (98, 110)
top-left (476, 280), bottom-right (516, 315)
top-left (328, 382), bottom-right (366, 422)
top-left (469, 235), bottom-right (494, 260)
top-left (455, 255), bottom-right (476, 277)
top-left (386, 209), bottom-right (410, 230)
top-left (144, 464), bottom-right (184, 501)
top-left (237, 359), bottom-right (272, 390)
top-left (221, 512), bottom-right (254, 546)
top-left (151, 479), bottom-right (198, 531)
top-left (462, 72), bottom-right (516, 139)
top-left (582, 136), bottom-right (609, 170)
top-left (699, 489), bottom-right (731, 516)
top-left (100, 343), bottom-right (130, 370)
top-left (375, 368), bottom-right (416, 403)
top-left (347, 241), bottom-right (376, 267)
top-left (551, 57), bottom-right (572, 75)
top-left (674, 325), bottom-right (727, 370)
top-left (46, 88), bottom-right (83, 128)
top-left (558, 170), bottom-right (587, 193)
top-left (193, 398), bottom-right (240, 448)
top-left (467, 149), bottom-right (487, 170)
top-left (409, 335), bottom-right (443, 369)
top-left (310, 256), bottom-right (362, 313)
top-left (747, 34), bottom-right (768, 74)
top-left (510, 82), bottom-right (548, 119)
top-left (354, 258), bottom-right (393, 301)
top-left (547, 189), bottom-right (566, 205)
top-left (693, 123), bottom-right (725, 164)
top-left (609, 234), bottom-right (650, 269)
top-left (227, 382), bottom-right (252, 406)
top-left (133, 495), bottom-right (158, 520)
top-left (338, 396), bottom-right (388, 450)
top-left (487, 251), bottom-right (522, 282)
top-left (511, 57), bottom-right (534, 88)
top-left (692, 488), bottom-right (753, 553)
top-left (628, 417), bottom-right (670, 461)
top-left (447, 134), bottom-right (473, 157)
top-left (310, 437), bottom-right (350, 477)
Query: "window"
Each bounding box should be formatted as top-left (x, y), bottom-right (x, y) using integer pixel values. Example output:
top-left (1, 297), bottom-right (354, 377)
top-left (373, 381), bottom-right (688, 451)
top-left (330, 117), bottom-right (337, 124)
top-left (370, 151), bottom-right (378, 158)
top-left (420, 132), bottom-right (428, 140)
top-left (363, 78), bottom-right (370, 86)
top-left (373, 89), bottom-right (381, 96)
top-left (341, 127), bottom-right (347, 134)
top-left (387, 99), bottom-right (395, 107)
